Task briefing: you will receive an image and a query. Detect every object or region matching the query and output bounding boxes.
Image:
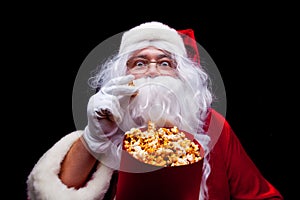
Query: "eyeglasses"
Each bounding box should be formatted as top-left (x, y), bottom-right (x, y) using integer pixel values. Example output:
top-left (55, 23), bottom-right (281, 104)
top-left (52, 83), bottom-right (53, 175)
top-left (126, 57), bottom-right (177, 75)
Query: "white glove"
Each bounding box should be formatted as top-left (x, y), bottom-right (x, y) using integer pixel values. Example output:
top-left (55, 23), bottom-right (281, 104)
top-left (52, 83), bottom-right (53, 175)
top-left (83, 74), bottom-right (137, 169)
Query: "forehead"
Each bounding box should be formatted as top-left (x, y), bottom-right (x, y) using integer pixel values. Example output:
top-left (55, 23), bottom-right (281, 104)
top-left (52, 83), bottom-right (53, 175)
top-left (130, 46), bottom-right (171, 57)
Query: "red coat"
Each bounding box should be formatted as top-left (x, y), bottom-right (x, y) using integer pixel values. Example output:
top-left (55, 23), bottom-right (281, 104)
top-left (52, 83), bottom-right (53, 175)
top-left (105, 109), bottom-right (284, 200)
top-left (203, 109), bottom-right (283, 199)
top-left (27, 108), bottom-right (283, 200)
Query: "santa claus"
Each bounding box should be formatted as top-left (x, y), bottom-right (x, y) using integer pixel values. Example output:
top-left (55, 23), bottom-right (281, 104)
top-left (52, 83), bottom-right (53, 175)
top-left (27, 21), bottom-right (283, 200)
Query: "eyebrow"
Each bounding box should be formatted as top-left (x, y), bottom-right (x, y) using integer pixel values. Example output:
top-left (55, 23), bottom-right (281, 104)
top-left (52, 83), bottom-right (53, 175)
top-left (130, 53), bottom-right (172, 60)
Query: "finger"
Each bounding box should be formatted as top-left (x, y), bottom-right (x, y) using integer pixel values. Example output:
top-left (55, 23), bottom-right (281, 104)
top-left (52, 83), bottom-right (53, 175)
top-left (109, 103), bottom-right (123, 123)
top-left (96, 109), bottom-right (117, 123)
top-left (104, 85), bottom-right (137, 96)
top-left (96, 98), bottom-right (122, 122)
top-left (106, 75), bottom-right (135, 87)
top-left (96, 108), bottom-right (112, 119)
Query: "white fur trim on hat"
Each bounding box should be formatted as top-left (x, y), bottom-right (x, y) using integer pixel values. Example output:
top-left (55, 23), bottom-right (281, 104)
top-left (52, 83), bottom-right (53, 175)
top-left (119, 21), bottom-right (187, 57)
top-left (26, 131), bottom-right (114, 200)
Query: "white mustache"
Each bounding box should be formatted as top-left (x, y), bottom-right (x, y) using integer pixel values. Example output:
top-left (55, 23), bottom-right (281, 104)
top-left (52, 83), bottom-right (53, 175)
top-left (118, 76), bottom-right (198, 133)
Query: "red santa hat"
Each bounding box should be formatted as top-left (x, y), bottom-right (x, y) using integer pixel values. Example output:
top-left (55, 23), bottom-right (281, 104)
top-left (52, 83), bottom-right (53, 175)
top-left (119, 21), bottom-right (188, 57)
top-left (177, 28), bottom-right (201, 64)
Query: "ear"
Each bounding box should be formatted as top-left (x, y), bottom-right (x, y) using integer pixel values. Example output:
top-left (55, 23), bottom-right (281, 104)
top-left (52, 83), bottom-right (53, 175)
top-left (177, 29), bottom-right (200, 64)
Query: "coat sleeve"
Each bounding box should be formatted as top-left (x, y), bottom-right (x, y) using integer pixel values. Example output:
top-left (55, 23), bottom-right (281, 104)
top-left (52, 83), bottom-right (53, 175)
top-left (26, 131), bottom-right (114, 200)
top-left (211, 110), bottom-right (284, 199)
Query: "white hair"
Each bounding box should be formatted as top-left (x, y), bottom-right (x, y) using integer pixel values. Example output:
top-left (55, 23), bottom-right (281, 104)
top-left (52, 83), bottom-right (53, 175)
top-left (88, 42), bottom-right (214, 199)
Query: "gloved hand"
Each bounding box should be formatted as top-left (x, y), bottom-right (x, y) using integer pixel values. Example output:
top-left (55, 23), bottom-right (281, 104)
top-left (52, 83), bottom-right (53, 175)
top-left (82, 74), bottom-right (137, 169)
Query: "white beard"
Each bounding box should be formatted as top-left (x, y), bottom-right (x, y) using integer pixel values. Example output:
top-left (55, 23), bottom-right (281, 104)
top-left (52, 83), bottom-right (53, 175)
top-left (118, 76), bottom-right (201, 135)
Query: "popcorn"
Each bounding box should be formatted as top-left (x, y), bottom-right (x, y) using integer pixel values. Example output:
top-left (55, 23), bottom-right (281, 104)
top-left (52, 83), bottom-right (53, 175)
top-left (123, 121), bottom-right (202, 167)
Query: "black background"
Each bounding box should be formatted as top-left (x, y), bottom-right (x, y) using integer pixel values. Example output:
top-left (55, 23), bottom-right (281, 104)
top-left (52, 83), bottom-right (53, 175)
top-left (5, 3), bottom-right (296, 199)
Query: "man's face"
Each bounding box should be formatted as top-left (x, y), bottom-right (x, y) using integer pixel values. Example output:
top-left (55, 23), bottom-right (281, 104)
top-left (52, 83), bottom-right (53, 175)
top-left (126, 47), bottom-right (178, 79)
top-left (116, 46), bottom-right (202, 135)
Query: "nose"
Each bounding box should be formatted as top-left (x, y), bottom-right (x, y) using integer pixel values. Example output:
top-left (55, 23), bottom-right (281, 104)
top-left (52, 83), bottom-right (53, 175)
top-left (144, 62), bottom-right (161, 78)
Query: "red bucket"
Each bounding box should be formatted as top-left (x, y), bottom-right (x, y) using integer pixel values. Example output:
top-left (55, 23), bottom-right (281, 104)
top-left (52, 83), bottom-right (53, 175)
top-left (115, 130), bottom-right (204, 200)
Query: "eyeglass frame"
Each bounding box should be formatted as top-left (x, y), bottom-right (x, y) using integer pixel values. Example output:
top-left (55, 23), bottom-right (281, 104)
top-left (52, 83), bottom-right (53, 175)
top-left (126, 56), bottom-right (178, 75)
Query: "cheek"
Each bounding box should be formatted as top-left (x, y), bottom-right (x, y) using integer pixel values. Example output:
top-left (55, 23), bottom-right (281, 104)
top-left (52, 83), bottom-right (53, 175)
top-left (167, 71), bottom-right (178, 77)
top-left (132, 74), bottom-right (144, 79)
top-left (125, 70), bottom-right (131, 75)
top-left (126, 70), bottom-right (142, 79)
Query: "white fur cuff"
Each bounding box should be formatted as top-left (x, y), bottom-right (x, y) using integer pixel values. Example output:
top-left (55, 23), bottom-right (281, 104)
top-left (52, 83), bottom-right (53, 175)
top-left (27, 131), bottom-right (114, 200)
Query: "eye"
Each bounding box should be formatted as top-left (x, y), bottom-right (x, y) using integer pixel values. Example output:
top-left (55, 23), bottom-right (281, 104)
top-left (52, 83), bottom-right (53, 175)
top-left (160, 61), bottom-right (170, 66)
top-left (127, 58), bottom-right (148, 69)
top-left (135, 60), bottom-right (147, 67)
top-left (157, 59), bottom-right (175, 68)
